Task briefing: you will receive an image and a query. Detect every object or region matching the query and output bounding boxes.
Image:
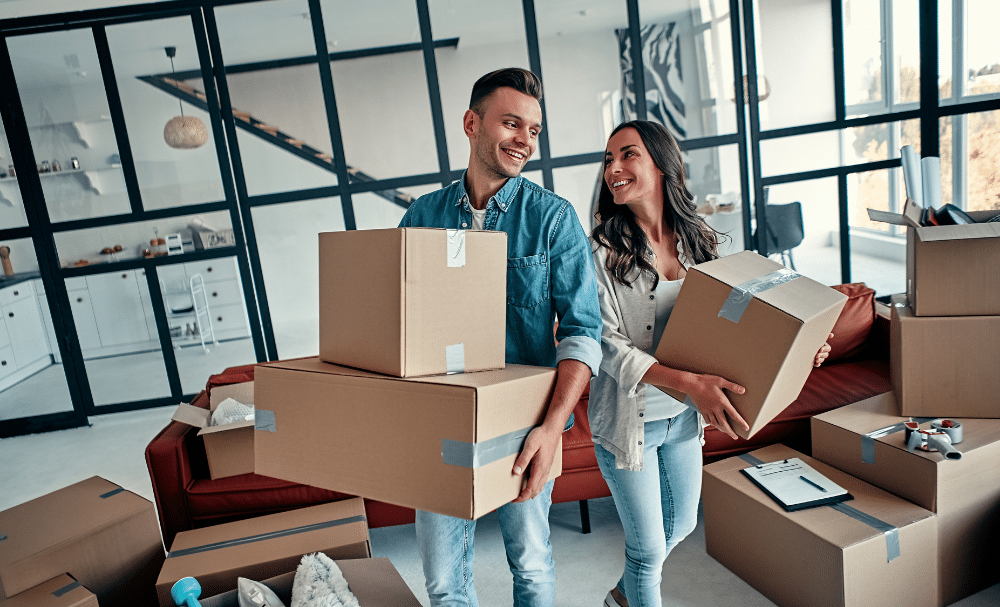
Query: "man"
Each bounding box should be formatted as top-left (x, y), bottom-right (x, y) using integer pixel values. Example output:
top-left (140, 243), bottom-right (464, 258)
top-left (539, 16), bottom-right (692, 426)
top-left (398, 68), bottom-right (602, 607)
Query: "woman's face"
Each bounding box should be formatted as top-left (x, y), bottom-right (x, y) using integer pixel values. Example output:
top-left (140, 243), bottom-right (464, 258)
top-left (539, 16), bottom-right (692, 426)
top-left (604, 127), bottom-right (664, 210)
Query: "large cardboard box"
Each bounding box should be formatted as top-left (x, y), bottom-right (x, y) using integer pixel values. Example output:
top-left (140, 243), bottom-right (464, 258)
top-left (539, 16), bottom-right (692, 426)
top-left (171, 381), bottom-right (255, 479)
top-left (889, 297), bottom-right (1000, 418)
top-left (319, 228), bottom-right (506, 377)
top-left (155, 498), bottom-right (371, 606)
top-left (703, 444), bottom-right (937, 607)
top-left (654, 251), bottom-right (846, 438)
top-left (0, 477), bottom-right (163, 607)
top-left (869, 203), bottom-right (1000, 316)
top-left (199, 558), bottom-right (421, 607)
top-left (0, 575), bottom-right (97, 607)
top-left (811, 392), bottom-right (1000, 606)
top-left (254, 358), bottom-right (560, 519)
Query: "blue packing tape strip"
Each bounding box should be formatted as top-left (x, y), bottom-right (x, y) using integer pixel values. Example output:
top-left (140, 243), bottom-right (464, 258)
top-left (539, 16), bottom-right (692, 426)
top-left (166, 515), bottom-right (367, 558)
top-left (441, 425), bottom-right (535, 468)
top-left (52, 580), bottom-right (81, 597)
top-left (860, 417), bottom-right (935, 464)
top-left (445, 343), bottom-right (466, 374)
top-left (255, 409), bottom-right (277, 432)
top-left (738, 452), bottom-right (901, 562)
top-left (100, 487), bottom-right (125, 499)
top-left (718, 268), bottom-right (801, 323)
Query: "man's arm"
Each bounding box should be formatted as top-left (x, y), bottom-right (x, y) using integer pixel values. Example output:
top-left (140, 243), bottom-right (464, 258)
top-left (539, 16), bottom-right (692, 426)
top-left (511, 358), bottom-right (590, 502)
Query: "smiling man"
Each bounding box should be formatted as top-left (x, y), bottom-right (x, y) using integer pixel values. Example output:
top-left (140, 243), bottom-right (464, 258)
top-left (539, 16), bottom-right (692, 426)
top-left (399, 68), bottom-right (602, 607)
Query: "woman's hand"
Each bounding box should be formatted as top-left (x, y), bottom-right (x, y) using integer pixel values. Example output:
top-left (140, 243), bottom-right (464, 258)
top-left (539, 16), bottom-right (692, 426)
top-left (814, 333), bottom-right (834, 367)
top-left (685, 374), bottom-right (749, 440)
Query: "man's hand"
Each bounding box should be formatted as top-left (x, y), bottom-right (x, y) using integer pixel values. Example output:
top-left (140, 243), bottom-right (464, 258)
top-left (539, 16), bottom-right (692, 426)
top-left (814, 333), bottom-right (834, 367)
top-left (511, 425), bottom-right (561, 502)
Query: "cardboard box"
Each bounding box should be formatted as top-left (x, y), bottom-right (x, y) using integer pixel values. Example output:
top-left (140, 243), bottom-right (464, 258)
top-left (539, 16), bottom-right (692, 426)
top-left (654, 251), bottom-right (847, 438)
top-left (0, 575), bottom-right (97, 607)
top-left (868, 203), bottom-right (1000, 316)
top-left (0, 477), bottom-right (163, 607)
top-left (319, 228), bottom-right (506, 377)
top-left (191, 227), bottom-right (236, 250)
top-left (703, 444), bottom-right (937, 607)
top-left (254, 358), bottom-right (560, 519)
top-left (155, 498), bottom-right (371, 606)
top-left (889, 297), bottom-right (1000, 418)
top-left (199, 557), bottom-right (421, 607)
top-left (811, 392), bottom-right (1000, 606)
top-left (171, 381), bottom-right (255, 479)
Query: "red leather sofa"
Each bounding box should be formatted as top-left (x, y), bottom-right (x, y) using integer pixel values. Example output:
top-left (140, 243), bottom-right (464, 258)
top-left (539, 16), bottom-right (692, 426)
top-left (146, 283), bottom-right (889, 547)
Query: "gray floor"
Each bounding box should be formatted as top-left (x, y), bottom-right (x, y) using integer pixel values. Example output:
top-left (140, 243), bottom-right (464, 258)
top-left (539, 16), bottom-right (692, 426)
top-left (1, 406), bottom-right (997, 607)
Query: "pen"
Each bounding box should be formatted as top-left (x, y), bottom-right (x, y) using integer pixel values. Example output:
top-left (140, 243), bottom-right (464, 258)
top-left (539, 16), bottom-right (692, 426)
top-left (799, 476), bottom-right (826, 492)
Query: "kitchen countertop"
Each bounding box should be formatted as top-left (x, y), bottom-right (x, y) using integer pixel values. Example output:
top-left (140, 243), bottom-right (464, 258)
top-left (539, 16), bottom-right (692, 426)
top-left (0, 271), bottom-right (41, 289)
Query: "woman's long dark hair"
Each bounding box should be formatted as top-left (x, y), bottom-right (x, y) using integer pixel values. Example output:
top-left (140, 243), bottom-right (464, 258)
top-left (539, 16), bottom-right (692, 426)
top-left (591, 120), bottom-right (720, 288)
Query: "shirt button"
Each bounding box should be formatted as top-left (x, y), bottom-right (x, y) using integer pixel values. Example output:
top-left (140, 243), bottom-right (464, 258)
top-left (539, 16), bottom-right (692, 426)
top-left (462, 223), bottom-right (467, 227)
top-left (639, 412), bottom-right (644, 417)
top-left (647, 325), bottom-right (652, 330)
top-left (638, 441), bottom-right (643, 445)
top-left (649, 295), bottom-right (655, 300)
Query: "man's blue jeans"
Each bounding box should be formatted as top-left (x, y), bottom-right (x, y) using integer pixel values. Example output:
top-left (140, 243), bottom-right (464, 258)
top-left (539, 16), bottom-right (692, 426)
top-left (415, 479), bottom-right (556, 607)
top-left (594, 408), bottom-right (702, 607)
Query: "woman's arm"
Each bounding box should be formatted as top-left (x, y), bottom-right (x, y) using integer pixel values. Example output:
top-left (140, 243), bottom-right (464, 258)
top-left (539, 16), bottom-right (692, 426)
top-left (641, 364), bottom-right (747, 439)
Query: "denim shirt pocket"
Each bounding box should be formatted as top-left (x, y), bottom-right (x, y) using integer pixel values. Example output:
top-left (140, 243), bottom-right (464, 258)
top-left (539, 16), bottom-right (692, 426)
top-left (507, 253), bottom-right (548, 309)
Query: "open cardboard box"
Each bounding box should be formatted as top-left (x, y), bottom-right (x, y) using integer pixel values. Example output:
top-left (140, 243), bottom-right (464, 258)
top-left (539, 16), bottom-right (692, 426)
top-left (0, 575), bottom-right (97, 607)
top-left (812, 392), bottom-right (1000, 606)
top-left (254, 358), bottom-right (559, 519)
top-left (155, 498), bottom-right (371, 606)
top-left (171, 381), bottom-right (254, 479)
top-left (868, 200), bottom-right (1000, 317)
top-left (319, 228), bottom-right (507, 377)
top-left (654, 251), bottom-right (846, 439)
top-left (198, 557), bottom-right (421, 607)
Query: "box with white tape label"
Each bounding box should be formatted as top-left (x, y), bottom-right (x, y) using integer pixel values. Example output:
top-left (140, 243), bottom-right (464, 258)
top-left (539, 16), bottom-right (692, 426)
top-left (319, 228), bottom-right (506, 377)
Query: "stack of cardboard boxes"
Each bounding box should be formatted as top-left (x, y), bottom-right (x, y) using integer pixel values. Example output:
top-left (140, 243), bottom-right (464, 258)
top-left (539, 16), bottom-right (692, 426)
top-left (251, 228), bottom-right (561, 520)
top-left (701, 202), bottom-right (1000, 607)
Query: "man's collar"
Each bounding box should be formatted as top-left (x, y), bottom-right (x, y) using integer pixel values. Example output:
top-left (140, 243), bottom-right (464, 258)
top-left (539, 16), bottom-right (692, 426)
top-left (455, 171), bottom-right (521, 212)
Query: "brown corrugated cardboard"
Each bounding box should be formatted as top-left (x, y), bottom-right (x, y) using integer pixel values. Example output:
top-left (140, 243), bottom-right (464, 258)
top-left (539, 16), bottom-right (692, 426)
top-left (654, 250), bottom-right (847, 438)
top-left (199, 558), bottom-right (421, 607)
top-left (889, 297), bottom-right (1000, 418)
top-left (811, 392), bottom-right (1000, 606)
top-left (869, 203), bottom-right (1000, 316)
top-left (254, 358), bottom-right (560, 520)
top-left (703, 444), bottom-right (937, 607)
top-left (171, 382), bottom-right (255, 479)
top-left (0, 575), bottom-right (97, 607)
top-left (155, 498), bottom-right (371, 606)
top-left (0, 476), bottom-right (163, 607)
top-left (319, 228), bottom-right (506, 377)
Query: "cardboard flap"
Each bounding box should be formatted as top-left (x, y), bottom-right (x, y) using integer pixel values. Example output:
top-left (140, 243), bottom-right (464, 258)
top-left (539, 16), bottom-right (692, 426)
top-left (172, 403), bottom-right (209, 429)
top-left (209, 381), bottom-right (254, 412)
top-left (916, 221), bottom-right (1000, 243)
top-left (867, 198), bottom-right (924, 228)
top-left (198, 418), bottom-right (255, 436)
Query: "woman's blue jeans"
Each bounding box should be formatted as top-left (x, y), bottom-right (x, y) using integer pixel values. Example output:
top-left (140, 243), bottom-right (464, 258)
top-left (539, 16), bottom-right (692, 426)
top-left (594, 407), bottom-right (703, 607)
top-left (414, 479), bottom-right (556, 607)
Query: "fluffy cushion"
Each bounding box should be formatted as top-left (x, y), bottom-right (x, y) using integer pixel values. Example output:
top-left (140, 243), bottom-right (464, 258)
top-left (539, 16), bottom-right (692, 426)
top-left (826, 283), bottom-right (875, 362)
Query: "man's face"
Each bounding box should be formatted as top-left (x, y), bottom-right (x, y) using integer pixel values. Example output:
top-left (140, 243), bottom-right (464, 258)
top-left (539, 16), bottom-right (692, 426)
top-left (466, 87), bottom-right (542, 180)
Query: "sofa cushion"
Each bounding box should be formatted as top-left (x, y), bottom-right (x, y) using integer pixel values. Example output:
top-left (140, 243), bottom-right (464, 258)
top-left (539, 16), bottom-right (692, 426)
top-left (826, 283), bottom-right (875, 362)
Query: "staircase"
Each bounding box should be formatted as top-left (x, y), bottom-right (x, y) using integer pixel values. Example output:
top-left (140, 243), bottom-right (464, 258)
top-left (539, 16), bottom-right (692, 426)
top-left (140, 74), bottom-right (415, 209)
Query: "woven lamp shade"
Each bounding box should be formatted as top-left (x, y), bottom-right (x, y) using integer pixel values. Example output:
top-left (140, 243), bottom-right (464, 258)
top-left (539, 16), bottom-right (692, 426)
top-left (163, 115), bottom-right (208, 149)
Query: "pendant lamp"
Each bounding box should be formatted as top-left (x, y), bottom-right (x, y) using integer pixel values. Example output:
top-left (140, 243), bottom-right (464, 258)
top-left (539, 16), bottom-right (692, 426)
top-left (163, 46), bottom-right (208, 149)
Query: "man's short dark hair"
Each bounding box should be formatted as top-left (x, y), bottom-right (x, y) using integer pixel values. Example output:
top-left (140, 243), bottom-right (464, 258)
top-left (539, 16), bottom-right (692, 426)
top-left (469, 68), bottom-right (543, 116)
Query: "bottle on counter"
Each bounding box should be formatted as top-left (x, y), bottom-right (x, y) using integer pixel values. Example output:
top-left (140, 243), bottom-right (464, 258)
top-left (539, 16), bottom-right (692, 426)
top-left (52, 159), bottom-right (62, 172)
top-left (70, 157), bottom-right (80, 170)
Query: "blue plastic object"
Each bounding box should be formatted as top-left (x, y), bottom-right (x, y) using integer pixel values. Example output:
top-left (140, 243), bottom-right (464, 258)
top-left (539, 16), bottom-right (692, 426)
top-left (171, 577), bottom-right (202, 607)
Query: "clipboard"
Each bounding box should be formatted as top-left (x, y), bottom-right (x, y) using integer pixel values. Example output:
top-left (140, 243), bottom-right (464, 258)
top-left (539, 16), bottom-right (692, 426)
top-left (741, 458), bottom-right (853, 512)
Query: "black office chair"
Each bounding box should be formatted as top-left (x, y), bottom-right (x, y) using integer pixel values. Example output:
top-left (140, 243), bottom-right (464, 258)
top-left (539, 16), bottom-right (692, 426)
top-left (753, 201), bottom-right (804, 270)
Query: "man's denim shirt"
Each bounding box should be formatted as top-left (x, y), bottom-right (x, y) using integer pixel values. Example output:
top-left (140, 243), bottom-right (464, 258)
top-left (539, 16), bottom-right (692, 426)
top-left (399, 173), bottom-right (602, 376)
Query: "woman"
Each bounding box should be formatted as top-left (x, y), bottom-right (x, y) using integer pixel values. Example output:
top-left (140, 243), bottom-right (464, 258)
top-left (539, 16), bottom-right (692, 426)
top-left (589, 120), bottom-right (830, 607)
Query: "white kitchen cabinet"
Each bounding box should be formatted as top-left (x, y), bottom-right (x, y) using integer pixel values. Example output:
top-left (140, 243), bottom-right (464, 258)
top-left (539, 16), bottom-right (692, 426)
top-left (0, 281), bottom-right (51, 391)
top-left (67, 280), bottom-right (102, 351)
top-left (85, 271), bottom-right (152, 348)
top-left (0, 346), bottom-right (16, 381)
top-left (34, 279), bottom-right (61, 364)
top-left (157, 258), bottom-right (250, 346)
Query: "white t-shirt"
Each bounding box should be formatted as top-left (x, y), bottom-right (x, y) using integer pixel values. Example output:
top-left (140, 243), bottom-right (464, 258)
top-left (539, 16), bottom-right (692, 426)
top-left (470, 206), bottom-right (487, 230)
top-left (644, 276), bottom-right (689, 422)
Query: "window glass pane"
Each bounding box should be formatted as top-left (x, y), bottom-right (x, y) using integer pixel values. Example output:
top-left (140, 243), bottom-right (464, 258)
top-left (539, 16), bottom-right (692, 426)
top-left (964, 0), bottom-right (1000, 98)
top-left (847, 170), bottom-right (906, 296)
top-left (0, 239), bottom-right (76, 420)
top-left (430, 1), bottom-right (531, 171)
top-left (7, 29), bottom-right (131, 224)
top-left (323, 0), bottom-right (439, 180)
top-left (941, 110), bottom-right (1000, 212)
top-left (758, 178), bottom-right (842, 285)
top-left (216, 0), bottom-right (339, 197)
top-left (843, 0), bottom-right (883, 108)
top-left (251, 198), bottom-right (345, 360)
top-left (352, 191), bottom-right (408, 231)
top-left (536, 2), bottom-right (629, 157)
top-left (757, 0), bottom-right (835, 129)
top-left (105, 17), bottom-right (227, 211)
top-left (553, 163), bottom-right (602, 234)
top-left (761, 131), bottom-right (841, 177)
top-left (689, 144), bottom-right (744, 257)
top-left (0, 121), bottom-right (28, 230)
top-left (939, 0), bottom-right (954, 102)
top-left (637, 0), bottom-right (739, 139)
top-left (892, 0), bottom-right (920, 105)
